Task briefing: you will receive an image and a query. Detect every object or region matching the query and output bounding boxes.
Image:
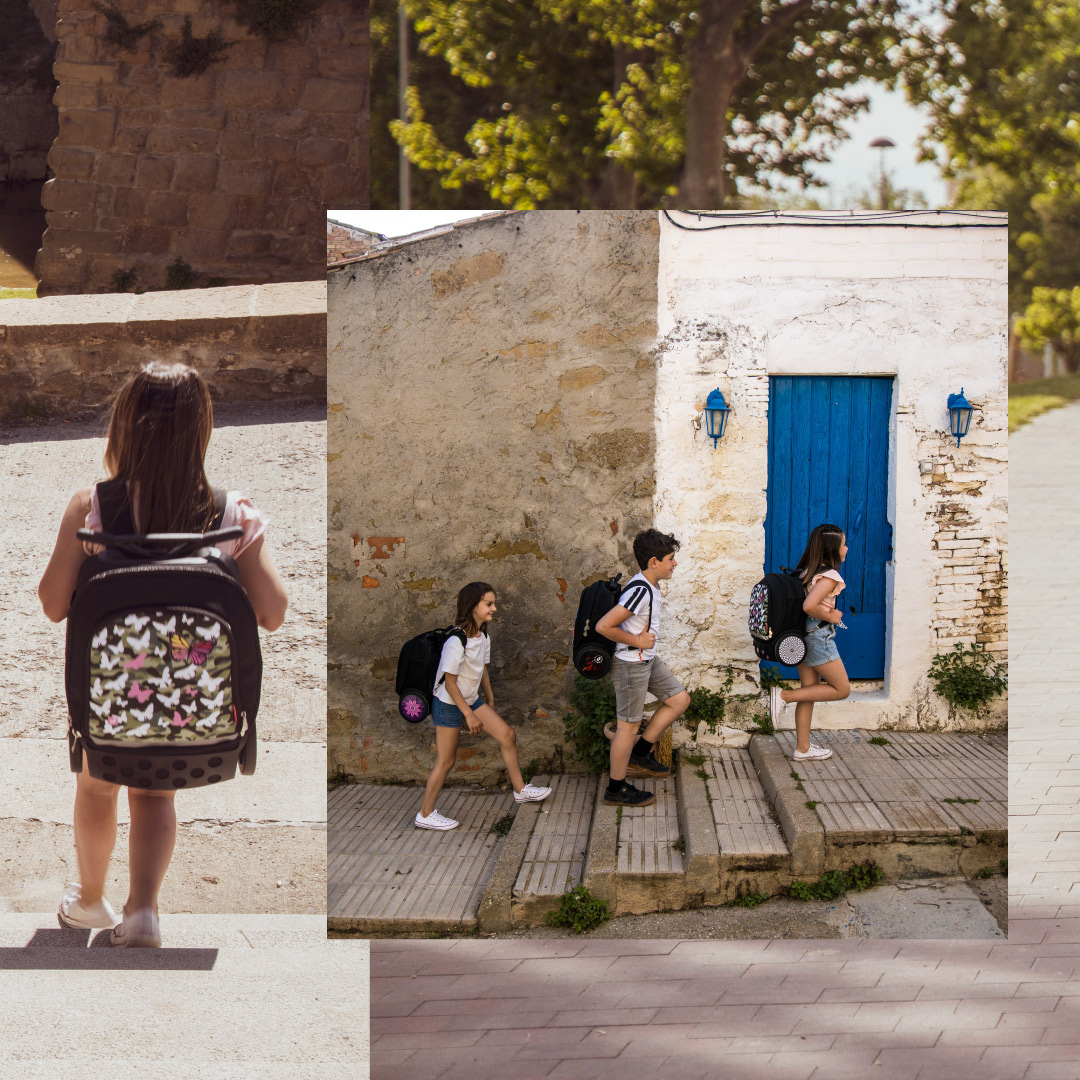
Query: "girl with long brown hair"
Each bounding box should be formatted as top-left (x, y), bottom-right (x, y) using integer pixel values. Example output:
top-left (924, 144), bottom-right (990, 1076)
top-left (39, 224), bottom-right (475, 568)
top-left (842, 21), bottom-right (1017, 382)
top-left (38, 362), bottom-right (288, 946)
top-left (769, 523), bottom-right (851, 761)
top-left (415, 581), bottom-right (551, 831)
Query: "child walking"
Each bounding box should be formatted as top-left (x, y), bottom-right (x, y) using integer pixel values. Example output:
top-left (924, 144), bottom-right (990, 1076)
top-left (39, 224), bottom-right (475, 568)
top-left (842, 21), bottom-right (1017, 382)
top-left (39, 362), bottom-right (289, 946)
top-left (597, 529), bottom-right (691, 807)
top-left (415, 582), bottom-right (551, 830)
top-left (769, 522), bottom-right (851, 761)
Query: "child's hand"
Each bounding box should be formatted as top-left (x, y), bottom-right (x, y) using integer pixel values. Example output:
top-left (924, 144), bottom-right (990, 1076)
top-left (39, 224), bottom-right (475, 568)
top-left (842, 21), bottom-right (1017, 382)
top-left (829, 609), bottom-right (844, 624)
top-left (638, 630), bottom-right (656, 649)
top-left (465, 712), bottom-right (482, 735)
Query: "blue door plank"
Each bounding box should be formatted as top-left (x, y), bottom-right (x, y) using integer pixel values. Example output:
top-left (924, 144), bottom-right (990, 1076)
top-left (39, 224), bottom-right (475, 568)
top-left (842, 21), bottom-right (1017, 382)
top-left (764, 375), bottom-right (892, 680)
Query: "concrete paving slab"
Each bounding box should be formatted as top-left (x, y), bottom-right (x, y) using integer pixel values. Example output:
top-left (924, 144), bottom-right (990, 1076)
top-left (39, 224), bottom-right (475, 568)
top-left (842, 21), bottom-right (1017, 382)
top-left (328, 783), bottom-right (513, 932)
top-left (0, 914), bottom-right (367, 1077)
top-left (701, 747), bottom-right (787, 858)
top-left (616, 778), bottom-right (683, 875)
top-left (513, 774), bottom-right (593, 898)
top-left (844, 879), bottom-right (1006, 938)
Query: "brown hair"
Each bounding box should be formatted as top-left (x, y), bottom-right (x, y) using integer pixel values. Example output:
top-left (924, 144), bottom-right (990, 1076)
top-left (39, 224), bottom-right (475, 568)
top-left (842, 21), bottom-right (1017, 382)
top-left (103, 362), bottom-right (215, 533)
top-left (632, 529), bottom-right (681, 571)
top-left (793, 523), bottom-right (845, 586)
top-left (454, 581), bottom-right (495, 637)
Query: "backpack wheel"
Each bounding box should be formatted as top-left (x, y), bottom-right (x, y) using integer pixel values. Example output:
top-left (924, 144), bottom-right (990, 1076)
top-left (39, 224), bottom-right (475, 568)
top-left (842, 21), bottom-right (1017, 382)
top-left (398, 689), bottom-right (431, 723)
top-left (774, 632), bottom-right (807, 667)
top-left (574, 643), bottom-right (612, 680)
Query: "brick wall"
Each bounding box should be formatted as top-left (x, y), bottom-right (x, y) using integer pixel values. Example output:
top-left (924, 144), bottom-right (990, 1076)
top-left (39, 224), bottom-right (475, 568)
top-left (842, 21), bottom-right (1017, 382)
top-left (36, 0), bottom-right (368, 295)
top-left (326, 220), bottom-right (377, 264)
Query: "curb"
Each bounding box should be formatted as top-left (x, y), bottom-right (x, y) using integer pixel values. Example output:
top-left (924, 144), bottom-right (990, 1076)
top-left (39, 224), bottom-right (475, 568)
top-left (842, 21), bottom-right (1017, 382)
top-left (674, 750), bottom-right (720, 902)
top-left (475, 779), bottom-right (547, 933)
top-left (749, 734), bottom-right (825, 879)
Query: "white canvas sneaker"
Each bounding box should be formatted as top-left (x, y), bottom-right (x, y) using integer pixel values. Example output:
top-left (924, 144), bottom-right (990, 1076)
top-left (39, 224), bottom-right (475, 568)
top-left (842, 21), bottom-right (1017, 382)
top-left (792, 744), bottom-right (833, 761)
top-left (414, 809), bottom-right (459, 830)
top-left (514, 784), bottom-right (552, 803)
top-left (770, 685), bottom-right (794, 729)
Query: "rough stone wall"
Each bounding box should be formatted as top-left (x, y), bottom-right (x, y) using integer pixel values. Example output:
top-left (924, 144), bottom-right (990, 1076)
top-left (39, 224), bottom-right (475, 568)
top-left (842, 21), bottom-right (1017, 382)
top-left (656, 211), bottom-right (1008, 732)
top-left (0, 0), bottom-right (59, 183)
top-left (328, 210), bottom-right (660, 783)
top-left (0, 280), bottom-right (326, 420)
top-left (36, 0), bottom-right (367, 296)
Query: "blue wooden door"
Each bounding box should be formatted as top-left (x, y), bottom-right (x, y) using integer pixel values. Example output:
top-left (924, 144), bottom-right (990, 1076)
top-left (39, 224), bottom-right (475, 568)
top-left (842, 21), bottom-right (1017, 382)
top-left (764, 376), bottom-right (893, 679)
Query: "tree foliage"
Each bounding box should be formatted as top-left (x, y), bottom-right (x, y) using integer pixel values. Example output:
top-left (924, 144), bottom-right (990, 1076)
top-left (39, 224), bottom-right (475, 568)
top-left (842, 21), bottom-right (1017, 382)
top-left (382, 0), bottom-right (933, 209)
top-left (901, 1), bottom-right (1080, 324)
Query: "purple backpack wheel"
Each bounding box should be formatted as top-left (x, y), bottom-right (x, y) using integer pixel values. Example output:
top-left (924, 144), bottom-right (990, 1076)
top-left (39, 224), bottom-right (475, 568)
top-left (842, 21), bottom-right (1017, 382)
top-left (398, 688), bottom-right (431, 723)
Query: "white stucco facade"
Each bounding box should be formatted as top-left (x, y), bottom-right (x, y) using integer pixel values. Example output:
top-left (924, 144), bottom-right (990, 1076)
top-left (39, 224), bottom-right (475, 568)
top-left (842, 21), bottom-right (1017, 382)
top-left (655, 210), bottom-right (1008, 730)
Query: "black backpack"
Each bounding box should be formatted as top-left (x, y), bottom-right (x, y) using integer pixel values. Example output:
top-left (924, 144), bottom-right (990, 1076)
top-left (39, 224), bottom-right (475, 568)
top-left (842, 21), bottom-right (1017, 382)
top-left (65, 478), bottom-right (262, 790)
top-left (396, 626), bottom-right (468, 722)
top-left (572, 574), bottom-right (652, 680)
top-left (748, 568), bottom-right (807, 666)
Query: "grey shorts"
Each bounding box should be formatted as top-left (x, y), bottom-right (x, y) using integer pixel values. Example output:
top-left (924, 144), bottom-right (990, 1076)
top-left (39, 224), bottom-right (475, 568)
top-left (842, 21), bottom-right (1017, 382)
top-left (803, 621), bottom-right (841, 667)
top-left (612, 657), bottom-right (685, 724)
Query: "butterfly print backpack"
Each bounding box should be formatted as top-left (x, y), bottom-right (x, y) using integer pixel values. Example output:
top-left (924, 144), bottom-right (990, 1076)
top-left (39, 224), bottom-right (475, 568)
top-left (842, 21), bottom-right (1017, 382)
top-left (64, 478), bottom-right (262, 790)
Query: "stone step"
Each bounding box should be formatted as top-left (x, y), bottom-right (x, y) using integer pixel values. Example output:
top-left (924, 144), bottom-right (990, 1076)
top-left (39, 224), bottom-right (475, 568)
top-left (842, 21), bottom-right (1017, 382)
top-left (327, 729), bottom-right (1008, 933)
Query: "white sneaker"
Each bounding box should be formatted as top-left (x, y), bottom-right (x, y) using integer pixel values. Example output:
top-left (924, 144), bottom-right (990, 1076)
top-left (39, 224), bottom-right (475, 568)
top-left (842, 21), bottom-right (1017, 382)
top-left (58, 885), bottom-right (119, 930)
top-left (414, 809), bottom-right (459, 830)
top-left (770, 685), bottom-right (794, 728)
top-left (792, 744), bottom-right (833, 761)
top-left (514, 784), bottom-right (552, 803)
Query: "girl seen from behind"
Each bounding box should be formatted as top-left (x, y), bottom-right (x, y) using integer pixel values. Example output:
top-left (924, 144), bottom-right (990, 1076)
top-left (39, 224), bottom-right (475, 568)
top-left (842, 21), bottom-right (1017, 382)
top-left (769, 523), bottom-right (851, 761)
top-left (38, 362), bottom-right (289, 947)
top-left (415, 582), bottom-right (551, 831)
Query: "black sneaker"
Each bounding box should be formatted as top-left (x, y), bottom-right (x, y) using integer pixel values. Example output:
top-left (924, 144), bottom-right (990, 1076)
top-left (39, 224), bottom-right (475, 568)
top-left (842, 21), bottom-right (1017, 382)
top-left (627, 750), bottom-right (671, 778)
top-left (604, 782), bottom-right (656, 807)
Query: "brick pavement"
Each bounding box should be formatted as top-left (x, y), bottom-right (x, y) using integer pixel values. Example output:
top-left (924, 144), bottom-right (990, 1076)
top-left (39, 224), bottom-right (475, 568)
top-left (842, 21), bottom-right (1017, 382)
top-left (369, 403), bottom-right (1080, 1078)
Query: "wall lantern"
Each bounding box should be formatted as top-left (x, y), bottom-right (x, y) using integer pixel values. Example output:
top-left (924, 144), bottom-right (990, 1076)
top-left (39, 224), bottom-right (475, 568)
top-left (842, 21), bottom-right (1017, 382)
top-left (947, 388), bottom-right (973, 447)
top-left (704, 388), bottom-right (731, 448)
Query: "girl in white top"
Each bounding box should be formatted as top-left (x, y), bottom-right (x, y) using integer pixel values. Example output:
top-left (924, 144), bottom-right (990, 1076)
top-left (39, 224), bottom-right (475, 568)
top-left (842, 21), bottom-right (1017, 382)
top-left (769, 523), bottom-right (851, 761)
top-left (415, 582), bottom-right (551, 830)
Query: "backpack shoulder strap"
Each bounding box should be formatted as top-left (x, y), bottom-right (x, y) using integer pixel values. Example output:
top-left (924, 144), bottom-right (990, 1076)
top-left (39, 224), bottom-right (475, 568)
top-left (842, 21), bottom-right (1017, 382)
top-left (435, 627), bottom-right (468, 688)
top-left (96, 477), bottom-right (134, 535)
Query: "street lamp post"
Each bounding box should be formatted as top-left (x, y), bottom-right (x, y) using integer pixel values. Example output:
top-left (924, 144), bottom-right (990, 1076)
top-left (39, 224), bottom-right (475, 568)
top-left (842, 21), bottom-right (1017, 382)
top-left (869, 136), bottom-right (895, 210)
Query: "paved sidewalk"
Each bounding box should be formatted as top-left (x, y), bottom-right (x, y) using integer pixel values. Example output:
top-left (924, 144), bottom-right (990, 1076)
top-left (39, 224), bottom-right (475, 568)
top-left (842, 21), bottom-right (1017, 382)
top-left (366, 405), bottom-right (1075, 1078)
top-left (0, 914), bottom-right (368, 1077)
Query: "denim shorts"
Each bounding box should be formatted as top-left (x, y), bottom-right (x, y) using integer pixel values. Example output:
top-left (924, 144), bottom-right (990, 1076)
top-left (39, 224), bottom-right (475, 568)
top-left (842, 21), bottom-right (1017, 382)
top-left (803, 620), bottom-right (840, 667)
top-left (431, 696), bottom-right (484, 728)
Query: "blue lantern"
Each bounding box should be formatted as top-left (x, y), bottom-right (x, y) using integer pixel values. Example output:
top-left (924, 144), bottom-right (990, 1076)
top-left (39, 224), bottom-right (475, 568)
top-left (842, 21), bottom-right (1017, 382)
top-left (704, 388), bottom-right (731, 448)
top-left (947, 388), bottom-right (973, 447)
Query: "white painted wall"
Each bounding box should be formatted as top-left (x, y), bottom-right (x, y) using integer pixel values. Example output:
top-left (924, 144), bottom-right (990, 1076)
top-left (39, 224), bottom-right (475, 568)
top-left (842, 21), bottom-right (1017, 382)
top-left (655, 210), bottom-right (1008, 730)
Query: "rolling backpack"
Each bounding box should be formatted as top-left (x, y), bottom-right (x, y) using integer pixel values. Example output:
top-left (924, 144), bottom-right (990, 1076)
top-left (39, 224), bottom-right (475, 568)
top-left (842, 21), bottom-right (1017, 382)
top-left (572, 574), bottom-right (652, 680)
top-left (396, 626), bottom-right (468, 722)
top-left (748, 568), bottom-right (807, 666)
top-left (65, 478), bottom-right (262, 790)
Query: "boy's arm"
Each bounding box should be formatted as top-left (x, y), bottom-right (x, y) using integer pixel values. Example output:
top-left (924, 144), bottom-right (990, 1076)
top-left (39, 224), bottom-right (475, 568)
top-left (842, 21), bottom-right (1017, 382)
top-left (803, 579), bottom-right (843, 623)
top-left (596, 604), bottom-right (656, 650)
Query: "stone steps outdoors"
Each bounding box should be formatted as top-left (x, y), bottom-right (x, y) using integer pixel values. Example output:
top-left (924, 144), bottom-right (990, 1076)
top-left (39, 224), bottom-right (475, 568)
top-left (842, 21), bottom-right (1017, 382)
top-left (327, 730), bottom-right (1007, 934)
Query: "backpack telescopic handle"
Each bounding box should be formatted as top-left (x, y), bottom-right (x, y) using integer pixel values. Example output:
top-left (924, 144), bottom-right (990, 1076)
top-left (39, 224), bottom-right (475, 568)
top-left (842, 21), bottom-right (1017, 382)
top-left (77, 527), bottom-right (244, 560)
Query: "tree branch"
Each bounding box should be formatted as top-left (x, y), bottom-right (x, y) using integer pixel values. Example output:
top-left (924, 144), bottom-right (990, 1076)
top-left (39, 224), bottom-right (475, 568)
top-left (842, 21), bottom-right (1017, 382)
top-left (737, 0), bottom-right (816, 67)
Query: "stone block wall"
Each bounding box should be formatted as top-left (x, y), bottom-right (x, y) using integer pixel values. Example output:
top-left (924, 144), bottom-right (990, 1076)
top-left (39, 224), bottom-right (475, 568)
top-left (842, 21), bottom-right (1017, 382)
top-left (0, 0), bottom-right (59, 183)
top-left (328, 210), bottom-right (660, 783)
top-left (36, 0), bottom-right (367, 296)
top-left (0, 280), bottom-right (326, 420)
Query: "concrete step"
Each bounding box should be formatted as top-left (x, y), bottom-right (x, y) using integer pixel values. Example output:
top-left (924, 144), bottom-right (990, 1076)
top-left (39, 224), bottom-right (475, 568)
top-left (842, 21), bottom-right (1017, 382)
top-left (327, 729), bottom-right (1007, 934)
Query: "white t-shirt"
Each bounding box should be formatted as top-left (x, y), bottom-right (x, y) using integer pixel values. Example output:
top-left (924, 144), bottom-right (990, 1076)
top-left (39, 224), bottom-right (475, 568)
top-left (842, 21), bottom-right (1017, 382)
top-left (613, 573), bottom-right (660, 664)
top-left (433, 631), bottom-right (491, 705)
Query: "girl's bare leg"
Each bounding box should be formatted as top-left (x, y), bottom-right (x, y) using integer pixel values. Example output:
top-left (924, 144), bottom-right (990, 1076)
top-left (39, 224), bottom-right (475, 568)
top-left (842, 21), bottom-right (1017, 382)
top-left (72, 767), bottom-right (120, 906)
top-left (420, 726), bottom-right (460, 817)
top-left (125, 788), bottom-right (177, 915)
top-left (783, 659), bottom-right (850, 754)
top-left (474, 705), bottom-right (525, 791)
